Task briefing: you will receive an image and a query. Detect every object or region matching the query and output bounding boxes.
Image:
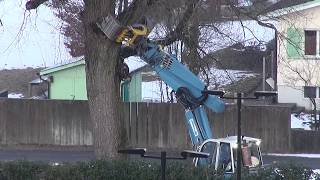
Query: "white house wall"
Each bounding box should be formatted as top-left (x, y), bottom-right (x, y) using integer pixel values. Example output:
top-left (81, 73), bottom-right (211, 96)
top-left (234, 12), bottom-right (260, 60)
top-left (276, 5), bottom-right (320, 110)
top-left (278, 85), bottom-right (314, 109)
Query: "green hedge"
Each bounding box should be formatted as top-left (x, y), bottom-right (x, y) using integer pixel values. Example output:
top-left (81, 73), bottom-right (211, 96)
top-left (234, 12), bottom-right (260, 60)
top-left (0, 160), bottom-right (318, 180)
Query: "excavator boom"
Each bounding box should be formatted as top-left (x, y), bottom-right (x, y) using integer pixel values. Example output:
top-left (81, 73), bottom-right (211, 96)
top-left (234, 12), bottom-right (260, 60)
top-left (97, 15), bottom-right (225, 147)
top-left (96, 15), bottom-right (263, 173)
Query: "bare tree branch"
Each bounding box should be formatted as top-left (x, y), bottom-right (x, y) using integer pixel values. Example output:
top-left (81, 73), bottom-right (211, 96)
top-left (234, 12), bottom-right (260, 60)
top-left (118, 0), bottom-right (160, 25)
top-left (157, 0), bottom-right (200, 46)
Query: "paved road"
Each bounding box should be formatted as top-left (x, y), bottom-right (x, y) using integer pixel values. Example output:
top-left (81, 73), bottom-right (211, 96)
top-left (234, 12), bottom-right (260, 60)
top-left (0, 150), bottom-right (319, 169)
top-left (0, 149), bottom-right (95, 162)
top-left (263, 155), bottom-right (320, 169)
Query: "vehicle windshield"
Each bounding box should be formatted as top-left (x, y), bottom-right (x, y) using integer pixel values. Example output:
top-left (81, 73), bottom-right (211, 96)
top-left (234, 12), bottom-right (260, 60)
top-left (197, 141), bottom-right (217, 166)
top-left (218, 142), bottom-right (232, 172)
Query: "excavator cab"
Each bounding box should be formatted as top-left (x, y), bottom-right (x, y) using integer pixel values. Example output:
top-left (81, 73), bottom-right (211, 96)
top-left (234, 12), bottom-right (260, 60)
top-left (195, 136), bottom-right (263, 174)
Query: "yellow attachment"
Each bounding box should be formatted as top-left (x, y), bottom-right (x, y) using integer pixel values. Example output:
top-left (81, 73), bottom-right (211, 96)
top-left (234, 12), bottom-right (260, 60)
top-left (115, 25), bottom-right (149, 46)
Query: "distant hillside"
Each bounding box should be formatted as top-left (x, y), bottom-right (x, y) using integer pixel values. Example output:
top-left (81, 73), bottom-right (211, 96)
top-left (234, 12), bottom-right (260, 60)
top-left (204, 43), bottom-right (266, 72)
top-left (201, 41), bottom-right (276, 94)
top-left (0, 68), bottom-right (42, 96)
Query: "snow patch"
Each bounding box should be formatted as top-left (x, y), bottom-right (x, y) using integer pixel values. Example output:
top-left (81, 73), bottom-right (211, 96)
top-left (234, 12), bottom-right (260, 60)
top-left (291, 114), bottom-right (312, 130)
top-left (291, 113), bottom-right (319, 130)
top-left (199, 68), bottom-right (258, 90)
top-left (266, 153), bottom-right (320, 158)
top-left (124, 56), bottom-right (147, 73)
top-left (8, 93), bottom-right (24, 99)
top-left (311, 169), bottom-right (320, 180)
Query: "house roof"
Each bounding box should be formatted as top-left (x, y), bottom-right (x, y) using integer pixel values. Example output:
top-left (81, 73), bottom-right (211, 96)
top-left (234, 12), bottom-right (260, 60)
top-left (29, 76), bottom-right (48, 85)
top-left (40, 56), bottom-right (147, 77)
top-left (267, 0), bottom-right (314, 12)
top-left (40, 58), bottom-right (85, 75)
top-left (129, 65), bottom-right (151, 75)
top-left (265, 0), bottom-right (320, 17)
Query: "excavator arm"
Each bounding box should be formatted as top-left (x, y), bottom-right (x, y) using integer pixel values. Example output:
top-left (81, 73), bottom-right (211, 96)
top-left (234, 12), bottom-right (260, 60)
top-left (96, 15), bottom-right (225, 148)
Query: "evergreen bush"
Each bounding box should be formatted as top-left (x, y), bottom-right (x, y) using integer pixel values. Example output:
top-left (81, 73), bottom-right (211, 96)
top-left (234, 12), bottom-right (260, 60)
top-left (0, 160), bottom-right (318, 180)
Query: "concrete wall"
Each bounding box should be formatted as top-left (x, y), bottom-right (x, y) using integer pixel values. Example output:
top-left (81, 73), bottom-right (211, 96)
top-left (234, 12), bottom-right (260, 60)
top-left (0, 98), bottom-right (317, 153)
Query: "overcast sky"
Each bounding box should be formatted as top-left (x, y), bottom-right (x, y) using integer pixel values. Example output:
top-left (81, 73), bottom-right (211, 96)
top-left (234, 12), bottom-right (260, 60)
top-left (0, 0), bottom-right (70, 69)
top-left (0, 0), bottom-right (275, 70)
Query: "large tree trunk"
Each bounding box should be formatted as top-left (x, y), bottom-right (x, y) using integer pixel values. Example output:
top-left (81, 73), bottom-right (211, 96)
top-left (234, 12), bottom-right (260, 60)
top-left (182, 19), bottom-right (201, 74)
top-left (83, 0), bottom-right (126, 159)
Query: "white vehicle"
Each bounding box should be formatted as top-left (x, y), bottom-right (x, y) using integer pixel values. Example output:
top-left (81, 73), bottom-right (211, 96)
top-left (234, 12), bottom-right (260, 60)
top-left (195, 136), bottom-right (263, 173)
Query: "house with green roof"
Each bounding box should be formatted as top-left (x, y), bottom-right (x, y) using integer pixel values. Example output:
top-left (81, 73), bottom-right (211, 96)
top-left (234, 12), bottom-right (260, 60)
top-left (40, 59), bottom-right (87, 100)
top-left (39, 57), bottom-right (162, 101)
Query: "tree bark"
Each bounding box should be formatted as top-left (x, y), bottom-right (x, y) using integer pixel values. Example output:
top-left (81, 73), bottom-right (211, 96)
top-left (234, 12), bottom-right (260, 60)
top-left (182, 18), bottom-right (201, 74)
top-left (83, 0), bottom-right (126, 159)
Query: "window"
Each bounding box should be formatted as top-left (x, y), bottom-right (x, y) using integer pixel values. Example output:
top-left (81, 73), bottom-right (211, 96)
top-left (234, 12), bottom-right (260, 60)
top-left (305, 30), bottom-right (317, 55)
top-left (218, 143), bottom-right (232, 172)
top-left (198, 141), bottom-right (217, 166)
top-left (287, 28), bottom-right (320, 58)
top-left (304, 86), bottom-right (317, 98)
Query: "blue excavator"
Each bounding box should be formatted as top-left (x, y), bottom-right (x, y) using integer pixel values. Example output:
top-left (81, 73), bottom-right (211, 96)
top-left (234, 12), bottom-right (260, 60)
top-left (97, 15), bottom-right (263, 174)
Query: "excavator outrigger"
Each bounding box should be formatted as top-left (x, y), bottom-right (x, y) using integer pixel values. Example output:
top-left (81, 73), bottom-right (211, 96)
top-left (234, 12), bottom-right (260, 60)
top-left (97, 15), bottom-right (263, 175)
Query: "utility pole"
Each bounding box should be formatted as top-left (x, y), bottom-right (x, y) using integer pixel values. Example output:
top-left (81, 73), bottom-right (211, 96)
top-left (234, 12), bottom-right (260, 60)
top-left (236, 93), bottom-right (242, 180)
top-left (262, 56), bottom-right (266, 91)
top-left (271, 51), bottom-right (274, 81)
